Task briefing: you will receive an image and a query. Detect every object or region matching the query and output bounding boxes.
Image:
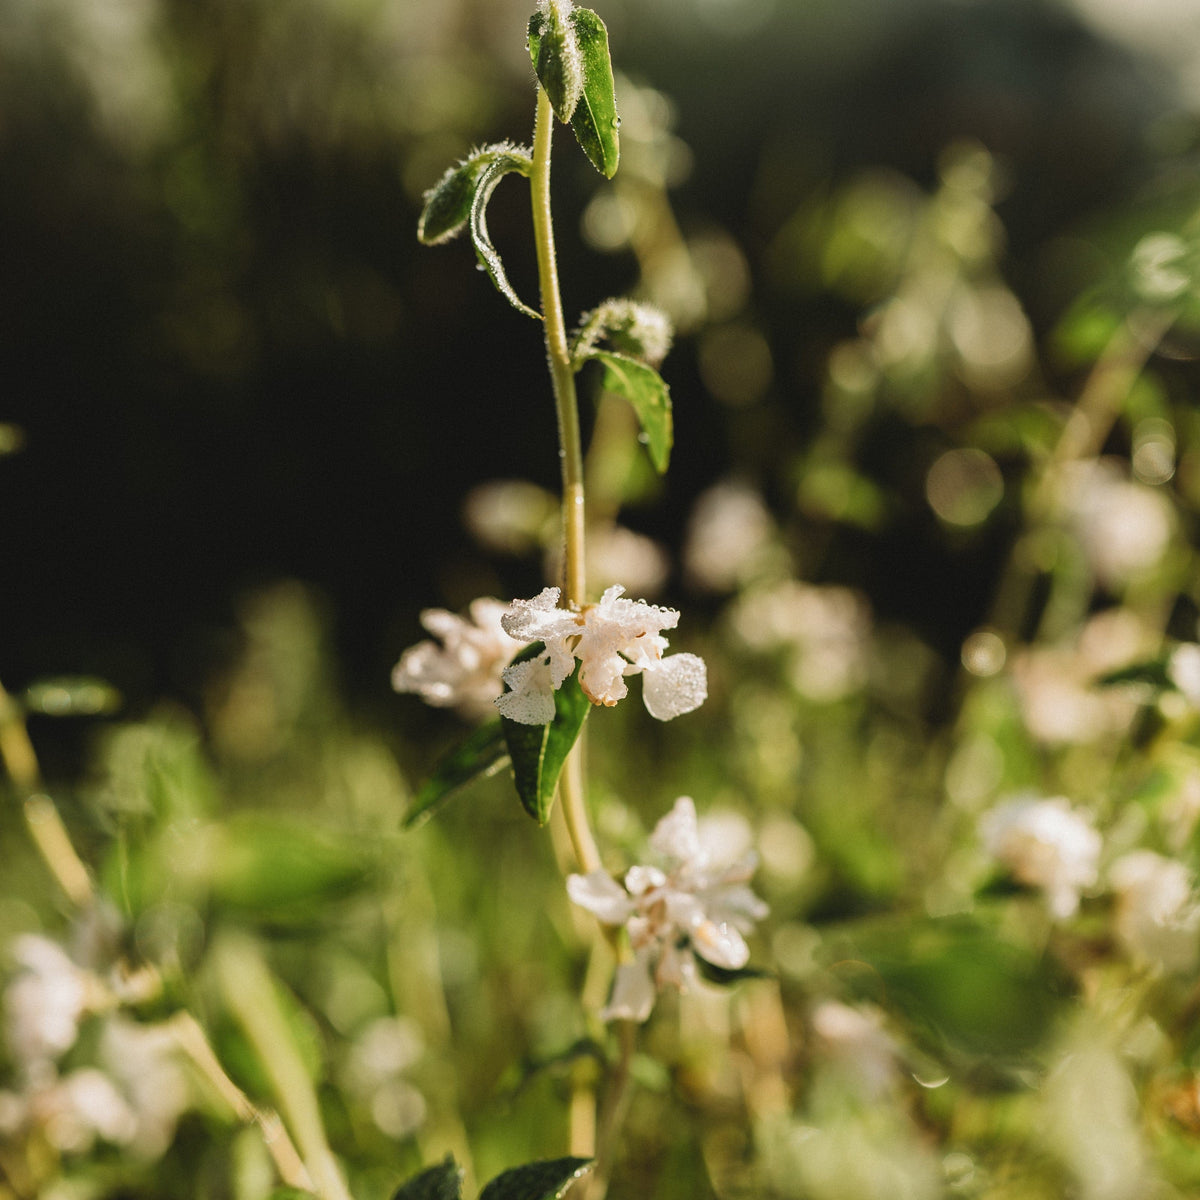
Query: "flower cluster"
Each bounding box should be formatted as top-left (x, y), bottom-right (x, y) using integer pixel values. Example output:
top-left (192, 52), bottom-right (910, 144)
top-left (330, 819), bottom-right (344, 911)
top-left (391, 598), bottom-right (522, 721)
top-left (568, 796), bottom-right (767, 1021)
top-left (979, 794), bottom-right (1101, 919)
top-left (495, 585), bottom-right (707, 725)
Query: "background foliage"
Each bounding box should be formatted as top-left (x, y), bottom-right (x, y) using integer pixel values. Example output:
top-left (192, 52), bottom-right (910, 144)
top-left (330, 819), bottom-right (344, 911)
top-left (6, 1), bottom-right (1200, 1198)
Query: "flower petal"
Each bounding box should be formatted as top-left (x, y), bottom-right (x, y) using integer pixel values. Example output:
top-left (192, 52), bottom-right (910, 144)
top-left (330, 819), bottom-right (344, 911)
top-left (642, 653), bottom-right (707, 720)
top-left (494, 656), bottom-right (557, 725)
top-left (650, 796), bottom-right (701, 865)
top-left (602, 955), bottom-right (657, 1022)
top-left (567, 871), bottom-right (635, 924)
top-left (691, 918), bottom-right (750, 970)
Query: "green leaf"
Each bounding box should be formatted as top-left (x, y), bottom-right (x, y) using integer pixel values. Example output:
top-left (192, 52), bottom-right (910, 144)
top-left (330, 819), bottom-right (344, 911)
top-left (404, 722), bottom-right (510, 829)
top-left (583, 350), bottom-right (672, 473)
top-left (472, 156), bottom-right (541, 320)
top-left (391, 1155), bottom-right (464, 1200)
top-left (478, 1158), bottom-right (593, 1200)
top-left (528, 6), bottom-right (583, 123)
top-left (694, 957), bottom-right (774, 987)
top-left (209, 814), bottom-right (370, 918)
top-left (831, 917), bottom-right (1073, 1060)
top-left (418, 144), bottom-right (529, 246)
top-left (500, 646), bottom-right (590, 824)
top-left (567, 10), bottom-right (619, 177)
top-left (571, 299), bottom-right (672, 367)
top-left (1096, 658), bottom-right (1171, 690)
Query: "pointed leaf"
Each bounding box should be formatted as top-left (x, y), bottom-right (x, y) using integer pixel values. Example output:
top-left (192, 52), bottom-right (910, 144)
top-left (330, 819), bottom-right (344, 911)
top-left (391, 1156), bottom-right (464, 1200)
top-left (472, 157), bottom-right (541, 320)
top-left (568, 10), bottom-right (619, 177)
top-left (478, 1158), bottom-right (593, 1200)
top-left (500, 646), bottom-right (590, 824)
top-left (404, 722), bottom-right (510, 829)
top-left (528, 6), bottom-right (583, 123)
top-left (417, 143), bottom-right (530, 246)
top-left (1096, 658), bottom-right (1171, 690)
top-left (583, 350), bottom-right (672, 473)
top-left (695, 958), bottom-right (774, 987)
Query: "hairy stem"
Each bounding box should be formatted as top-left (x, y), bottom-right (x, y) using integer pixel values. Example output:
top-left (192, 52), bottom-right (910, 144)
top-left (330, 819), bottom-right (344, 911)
top-left (531, 87), bottom-right (587, 609)
top-left (530, 85), bottom-right (602, 878)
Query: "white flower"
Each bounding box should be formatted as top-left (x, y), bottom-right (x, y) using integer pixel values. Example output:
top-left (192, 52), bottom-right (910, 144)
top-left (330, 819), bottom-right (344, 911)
top-left (99, 1018), bottom-right (192, 1159)
top-left (1057, 458), bottom-right (1173, 589)
top-left (392, 598), bottom-right (523, 721)
top-left (1011, 608), bottom-right (1151, 745)
top-left (683, 480), bottom-right (777, 592)
top-left (730, 581), bottom-right (871, 702)
top-left (5, 935), bottom-right (90, 1080)
top-left (811, 1001), bottom-right (900, 1100)
top-left (1168, 643), bottom-right (1200, 706)
top-left (495, 586), bottom-right (707, 724)
top-left (980, 794), bottom-right (1101, 919)
top-left (1109, 850), bottom-right (1200, 972)
top-left (567, 797), bottom-right (767, 1021)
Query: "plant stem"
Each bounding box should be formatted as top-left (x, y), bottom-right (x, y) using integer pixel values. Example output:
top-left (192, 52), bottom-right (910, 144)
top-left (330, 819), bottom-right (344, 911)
top-left (530, 85), bottom-right (602, 878)
top-left (170, 1011), bottom-right (313, 1193)
top-left (0, 680), bottom-right (94, 907)
top-left (531, 87), bottom-right (587, 610)
top-left (215, 934), bottom-right (354, 1200)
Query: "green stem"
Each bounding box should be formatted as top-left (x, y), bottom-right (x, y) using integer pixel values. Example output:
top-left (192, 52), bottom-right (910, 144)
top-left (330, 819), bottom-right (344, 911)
top-left (531, 86), bottom-right (587, 610)
top-left (215, 934), bottom-right (354, 1200)
top-left (530, 85), bottom-right (601, 878)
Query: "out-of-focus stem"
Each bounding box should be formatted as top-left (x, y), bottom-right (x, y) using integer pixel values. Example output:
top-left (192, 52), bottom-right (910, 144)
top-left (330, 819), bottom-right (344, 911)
top-left (586, 1021), bottom-right (637, 1200)
top-left (0, 679), bottom-right (94, 907)
top-left (215, 934), bottom-right (353, 1200)
top-left (170, 1011), bottom-right (313, 1193)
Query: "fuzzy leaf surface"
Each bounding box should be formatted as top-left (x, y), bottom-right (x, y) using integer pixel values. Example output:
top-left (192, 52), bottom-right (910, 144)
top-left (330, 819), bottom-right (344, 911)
top-left (390, 1156), bottom-right (464, 1200)
top-left (528, 8), bottom-right (583, 123)
top-left (417, 145), bottom-right (529, 246)
top-left (568, 9), bottom-right (619, 177)
top-left (499, 644), bottom-right (589, 824)
top-left (584, 350), bottom-right (672, 472)
top-left (471, 156), bottom-right (541, 319)
top-left (478, 1157), bottom-right (593, 1200)
top-left (404, 722), bottom-right (510, 829)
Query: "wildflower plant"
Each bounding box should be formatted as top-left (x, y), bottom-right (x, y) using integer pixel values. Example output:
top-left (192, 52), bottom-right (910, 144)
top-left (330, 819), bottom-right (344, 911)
top-left (11, 5), bottom-right (1200, 1200)
top-left (389, 1), bottom-right (761, 1193)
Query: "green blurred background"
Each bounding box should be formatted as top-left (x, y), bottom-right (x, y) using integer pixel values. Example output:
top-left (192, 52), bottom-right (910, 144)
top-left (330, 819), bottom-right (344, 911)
top-left (3, 0), bottom-right (1197, 731)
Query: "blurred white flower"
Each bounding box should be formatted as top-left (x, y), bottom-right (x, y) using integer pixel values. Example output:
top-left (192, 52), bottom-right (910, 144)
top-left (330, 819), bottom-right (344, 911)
top-left (568, 796), bottom-right (767, 1021)
top-left (37, 1068), bottom-right (138, 1154)
top-left (1057, 458), bottom-right (1173, 589)
top-left (99, 1018), bottom-right (191, 1159)
top-left (1011, 608), bottom-right (1151, 745)
top-left (462, 479), bottom-right (556, 556)
top-left (683, 480), bottom-right (776, 592)
top-left (1109, 850), bottom-right (1200, 972)
top-left (392, 598), bottom-right (522, 721)
top-left (496, 586), bottom-right (707, 724)
top-left (4, 935), bottom-right (90, 1081)
top-left (811, 1001), bottom-right (900, 1100)
top-left (1168, 643), bottom-right (1200, 706)
top-left (342, 1016), bottom-right (427, 1140)
top-left (580, 525), bottom-right (671, 599)
top-left (980, 794), bottom-right (1101, 919)
top-left (730, 581), bottom-right (871, 702)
